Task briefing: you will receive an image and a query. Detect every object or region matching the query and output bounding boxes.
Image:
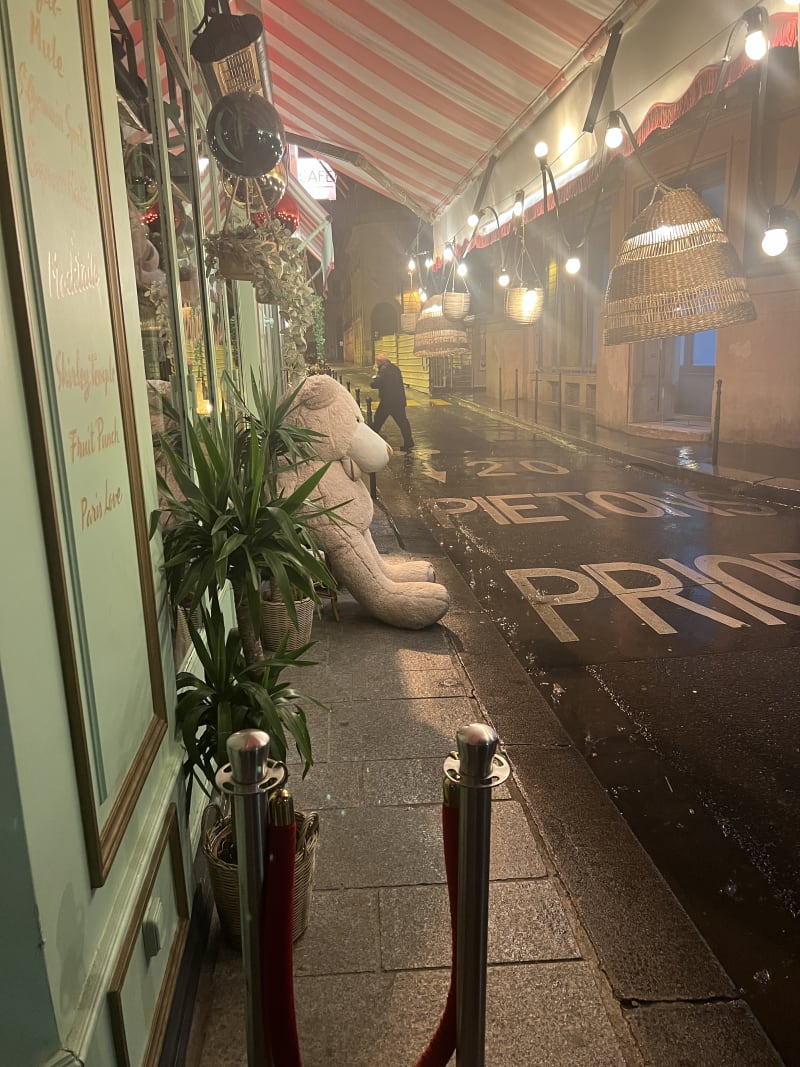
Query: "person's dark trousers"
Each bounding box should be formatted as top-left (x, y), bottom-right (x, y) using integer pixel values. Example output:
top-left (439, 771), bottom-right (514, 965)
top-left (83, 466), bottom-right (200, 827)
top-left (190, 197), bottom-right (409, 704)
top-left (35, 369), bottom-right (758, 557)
top-left (373, 402), bottom-right (415, 450)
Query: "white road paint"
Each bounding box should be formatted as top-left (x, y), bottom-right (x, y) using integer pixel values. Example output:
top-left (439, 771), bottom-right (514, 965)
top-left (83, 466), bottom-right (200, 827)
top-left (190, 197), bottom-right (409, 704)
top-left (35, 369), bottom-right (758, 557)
top-left (431, 489), bottom-right (778, 525)
top-left (506, 554), bottom-right (800, 642)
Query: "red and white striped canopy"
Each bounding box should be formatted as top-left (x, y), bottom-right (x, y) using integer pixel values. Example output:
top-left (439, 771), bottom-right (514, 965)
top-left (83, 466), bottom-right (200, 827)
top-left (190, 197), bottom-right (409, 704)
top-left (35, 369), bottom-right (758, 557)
top-left (238, 0), bottom-right (638, 221)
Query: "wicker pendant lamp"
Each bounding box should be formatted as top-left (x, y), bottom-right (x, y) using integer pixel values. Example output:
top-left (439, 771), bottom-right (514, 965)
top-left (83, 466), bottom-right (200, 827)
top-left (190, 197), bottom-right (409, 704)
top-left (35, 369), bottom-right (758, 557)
top-left (505, 221), bottom-right (543, 325)
top-left (603, 185), bottom-right (756, 346)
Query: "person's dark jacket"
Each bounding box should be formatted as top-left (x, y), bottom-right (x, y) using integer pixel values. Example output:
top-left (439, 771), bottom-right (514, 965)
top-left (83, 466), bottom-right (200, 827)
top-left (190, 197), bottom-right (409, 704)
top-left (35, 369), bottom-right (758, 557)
top-left (371, 361), bottom-right (406, 408)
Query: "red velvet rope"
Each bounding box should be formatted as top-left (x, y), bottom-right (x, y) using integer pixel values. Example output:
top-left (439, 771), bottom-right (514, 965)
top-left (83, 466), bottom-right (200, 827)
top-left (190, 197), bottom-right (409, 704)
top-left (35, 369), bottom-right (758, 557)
top-left (262, 821), bottom-right (302, 1067)
top-left (413, 800), bottom-right (460, 1067)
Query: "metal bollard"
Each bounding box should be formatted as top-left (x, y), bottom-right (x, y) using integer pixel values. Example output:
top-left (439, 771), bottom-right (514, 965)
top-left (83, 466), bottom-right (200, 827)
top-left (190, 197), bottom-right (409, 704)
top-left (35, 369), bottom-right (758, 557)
top-left (514, 368), bottom-right (519, 419)
top-left (346, 379), bottom-right (351, 392)
top-left (365, 397), bottom-right (377, 499)
top-left (217, 731), bottom-right (286, 1067)
top-left (355, 387), bottom-right (361, 409)
top-left (711, 378), bottom-right (722, 466)
top-left (534, 368), bottom-right (539, 422)
top-left (498, 367), bottom-right (503, 412)
top-left (444, 724), bottom-right (510, 1066)
top-left (558, 371), bottom-right (563, 431)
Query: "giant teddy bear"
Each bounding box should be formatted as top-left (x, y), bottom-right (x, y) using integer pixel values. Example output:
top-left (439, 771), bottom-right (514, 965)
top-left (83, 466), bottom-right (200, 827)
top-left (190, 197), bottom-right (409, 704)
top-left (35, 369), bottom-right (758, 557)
top-left (277, 375), bottom-right (449, 629)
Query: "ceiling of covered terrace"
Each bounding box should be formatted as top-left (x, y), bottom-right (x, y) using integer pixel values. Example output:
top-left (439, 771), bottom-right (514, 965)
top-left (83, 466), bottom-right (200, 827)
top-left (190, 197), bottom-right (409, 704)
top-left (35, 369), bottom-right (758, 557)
top-left (235, 0), bottom-right (646, 222)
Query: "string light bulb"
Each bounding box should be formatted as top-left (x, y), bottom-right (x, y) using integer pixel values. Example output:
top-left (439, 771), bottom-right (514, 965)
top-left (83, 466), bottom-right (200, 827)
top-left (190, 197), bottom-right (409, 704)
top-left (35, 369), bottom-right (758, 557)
top-left (744, 6), bottom-right (768, 61)
top-left (605, 112), bottom-right (624, 149)
top-left (467, 211), bottom-right (480, 227)
top-left (407, 256), bottom-right (416, 272)
top-left (513, 190), bottom-right (524, 217)
top-left (456, 261), bottom-right (468, 278)
top-left (425, 256), bottom-right (434, 268)
top-left (533, 141), bottom-right (549, 160)
top-left (565, 255), bottom-right (581, 275)
top-left (443, 244), bottom-right (454, 263)
top-left (418, 288), bottom-right (428, 301)
top-left (498, 268), bottom-right (510, 287)
top-left (761, 207), bottom-right (790, 257)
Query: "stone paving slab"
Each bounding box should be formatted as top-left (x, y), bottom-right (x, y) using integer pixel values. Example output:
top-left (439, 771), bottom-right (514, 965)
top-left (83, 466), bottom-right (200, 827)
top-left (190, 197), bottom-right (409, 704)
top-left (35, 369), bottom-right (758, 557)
top-left (362, 755), bottom-right (510, 806)
top-left (315, 801), bottom-right (545, 890)
top-left (624, 1001), bottom-right (784, 1066)
top-left (293, 888), bottom-right (381, 976)
top-left (294, 962), bottom-right (630, 1067)
top-left (508, 743), bottom-right (736, 1002)
top-left (379, 879), bottom-right (580, 970)
top-left (327, 695), bottom-right (480, 762)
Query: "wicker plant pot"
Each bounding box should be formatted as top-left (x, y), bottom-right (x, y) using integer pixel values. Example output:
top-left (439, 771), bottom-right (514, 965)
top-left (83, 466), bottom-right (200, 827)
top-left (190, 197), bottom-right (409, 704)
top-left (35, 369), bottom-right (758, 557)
top-left (261, 596), bottom-right (314, 651)
top-left (204, 808), bottom-right (320, 947)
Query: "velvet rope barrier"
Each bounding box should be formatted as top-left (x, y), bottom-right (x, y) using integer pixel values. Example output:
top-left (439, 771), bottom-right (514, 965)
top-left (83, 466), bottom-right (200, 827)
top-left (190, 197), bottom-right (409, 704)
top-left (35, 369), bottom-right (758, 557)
top-left (262, 790), bottom-right (302, 1067)
top-left (413, 778), bottom-right (460, 1067)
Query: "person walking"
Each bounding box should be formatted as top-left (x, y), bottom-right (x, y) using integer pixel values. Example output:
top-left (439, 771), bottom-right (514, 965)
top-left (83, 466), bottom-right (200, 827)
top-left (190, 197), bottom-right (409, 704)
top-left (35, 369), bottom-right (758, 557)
top-left (370, 353), bottom-right (415, 452)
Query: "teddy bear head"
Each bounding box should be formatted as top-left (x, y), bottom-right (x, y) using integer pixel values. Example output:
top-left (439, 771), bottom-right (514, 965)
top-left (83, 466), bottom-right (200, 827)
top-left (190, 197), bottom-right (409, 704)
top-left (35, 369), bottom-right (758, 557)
top-left (284, 375), bottom-right (391, 473)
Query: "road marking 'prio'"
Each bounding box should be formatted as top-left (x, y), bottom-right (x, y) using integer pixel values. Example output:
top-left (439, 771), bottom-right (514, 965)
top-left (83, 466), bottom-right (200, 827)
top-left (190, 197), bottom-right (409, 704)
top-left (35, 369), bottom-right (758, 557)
top-left (505, 553), bottom-right (800, 642)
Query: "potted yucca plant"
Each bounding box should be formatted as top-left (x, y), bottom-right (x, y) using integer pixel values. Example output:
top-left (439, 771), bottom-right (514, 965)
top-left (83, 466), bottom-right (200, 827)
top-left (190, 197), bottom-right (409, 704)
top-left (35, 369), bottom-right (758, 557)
top-left (150, 376), bottom-right (338, 944)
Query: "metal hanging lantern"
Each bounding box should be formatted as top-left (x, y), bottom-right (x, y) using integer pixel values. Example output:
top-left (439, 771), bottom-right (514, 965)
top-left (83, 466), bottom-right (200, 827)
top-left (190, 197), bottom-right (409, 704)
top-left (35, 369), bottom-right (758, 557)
top-left (505, 285), bottom-right (543, 325)
top-left (603, 185), bottom-right (756, 346)
top-left (191, 1), bottom-right (271, 102)
top-left (222, 161), bottom-right (287, 212)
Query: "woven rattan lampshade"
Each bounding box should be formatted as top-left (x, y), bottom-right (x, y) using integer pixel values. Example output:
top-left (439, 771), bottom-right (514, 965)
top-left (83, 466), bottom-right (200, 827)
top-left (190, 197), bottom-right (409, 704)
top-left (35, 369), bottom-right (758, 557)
top-left (603, 186), bottom-right (756, 346)
top-left (413, 297), bottom-right (469, 360)
top-left (506, 285), bottom-right (543, 325)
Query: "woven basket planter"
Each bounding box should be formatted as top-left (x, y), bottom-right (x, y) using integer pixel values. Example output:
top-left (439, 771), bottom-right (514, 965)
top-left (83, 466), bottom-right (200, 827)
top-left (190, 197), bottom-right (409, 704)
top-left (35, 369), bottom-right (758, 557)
top-left (442, 291), bottom-right (470, 320)
top-left (261, 596), bottom-right (314, 652)
top-left (506, 286), bottom-right (543, 325)
top-left (204, 807), bottom-right (320, 947)
top-left (603, 186), bottom-right (756, 345)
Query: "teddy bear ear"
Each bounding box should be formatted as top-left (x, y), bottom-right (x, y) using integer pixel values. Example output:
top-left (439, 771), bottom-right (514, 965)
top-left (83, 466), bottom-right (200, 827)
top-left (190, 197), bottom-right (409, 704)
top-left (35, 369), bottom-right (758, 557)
top-left (294, 375), bottom-right (342, 411)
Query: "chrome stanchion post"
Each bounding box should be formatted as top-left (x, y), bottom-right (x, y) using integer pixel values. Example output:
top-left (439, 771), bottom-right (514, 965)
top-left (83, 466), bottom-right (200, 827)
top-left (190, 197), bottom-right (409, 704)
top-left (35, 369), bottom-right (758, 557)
top-left (444, 724), bottom-right (510, 1067)
top-left (217, 730), bottom-right (287, 1067)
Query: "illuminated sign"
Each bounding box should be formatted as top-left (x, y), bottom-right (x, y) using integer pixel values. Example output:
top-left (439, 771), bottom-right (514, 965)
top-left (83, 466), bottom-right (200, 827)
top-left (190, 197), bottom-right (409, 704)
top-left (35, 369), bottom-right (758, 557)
top-left (296, 156), bottom-right (336, 200)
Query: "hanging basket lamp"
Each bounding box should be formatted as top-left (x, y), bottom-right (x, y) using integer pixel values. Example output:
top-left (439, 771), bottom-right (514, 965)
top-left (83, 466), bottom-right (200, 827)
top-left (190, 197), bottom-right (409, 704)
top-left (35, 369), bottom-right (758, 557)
top-left (191, 0), bottom-right (271, 102)
top-left (506, 285), bottom-right (543, 325)
top-left (505, 221), bottom-right (543, 325)
top-left (441, 255), bottom-right (470, 320)
top-left (603, 185), bottom-right (756, 346)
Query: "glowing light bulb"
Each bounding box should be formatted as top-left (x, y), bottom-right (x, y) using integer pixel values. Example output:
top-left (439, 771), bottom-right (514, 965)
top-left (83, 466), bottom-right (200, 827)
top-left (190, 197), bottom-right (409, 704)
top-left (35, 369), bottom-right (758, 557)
top-left (407, 257), bottom-right (416, 272)
top-left (745, 29), bottom-right (767, 59)
top-left (467, 211), bottom-right (480, 228)
top-left (198, 154), bottom-right (210, 174)
top-left (456, 261), bottom-right (468, 278)
top-left (565, 256), bottom-right (581, 275)
top-left (418, 288), bottom-right (428, 301)
top-left (425, 256), bottom-right (434, 268)
top-left (497, 269), bottom-right (510, 287)
top-left (762, 225), bottom-right (788, 257)
top-left (522, 289), bottom-right (540, 316)
top-left (605, 114), bottom-right (623, 149)
top-left (534, 141), bottom-right (549, 159)
top-left (744, 8), bottom-right (768, 60)
top-left (513, 190), bottom-right (524, 218)
top-left (443, 245), bottom-right (454, 263)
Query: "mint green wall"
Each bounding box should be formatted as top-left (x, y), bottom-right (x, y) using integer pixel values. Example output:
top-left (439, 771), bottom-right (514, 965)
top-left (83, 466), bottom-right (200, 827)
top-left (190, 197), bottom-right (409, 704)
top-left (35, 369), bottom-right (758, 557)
top-left (0, 673), bottom-right (59, 1065)
top-left (0, 0), bottom-right (191, 1063)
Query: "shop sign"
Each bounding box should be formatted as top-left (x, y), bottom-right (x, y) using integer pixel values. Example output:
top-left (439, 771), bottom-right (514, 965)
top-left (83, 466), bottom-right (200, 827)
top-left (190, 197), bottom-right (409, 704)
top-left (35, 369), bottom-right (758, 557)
top-left (296, 155), bottom-right (336, 200)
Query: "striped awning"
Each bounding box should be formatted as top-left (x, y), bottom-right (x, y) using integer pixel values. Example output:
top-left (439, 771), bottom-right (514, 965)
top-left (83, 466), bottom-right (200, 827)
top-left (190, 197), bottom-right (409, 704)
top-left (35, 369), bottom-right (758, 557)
top-left (240, 0), bottom-right (640, 221)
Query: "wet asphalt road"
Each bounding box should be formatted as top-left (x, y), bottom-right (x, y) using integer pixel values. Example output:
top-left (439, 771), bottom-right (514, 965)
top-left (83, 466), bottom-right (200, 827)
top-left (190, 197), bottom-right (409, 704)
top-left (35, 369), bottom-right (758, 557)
top-left (381, 397), bottom-right (800, 1063)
